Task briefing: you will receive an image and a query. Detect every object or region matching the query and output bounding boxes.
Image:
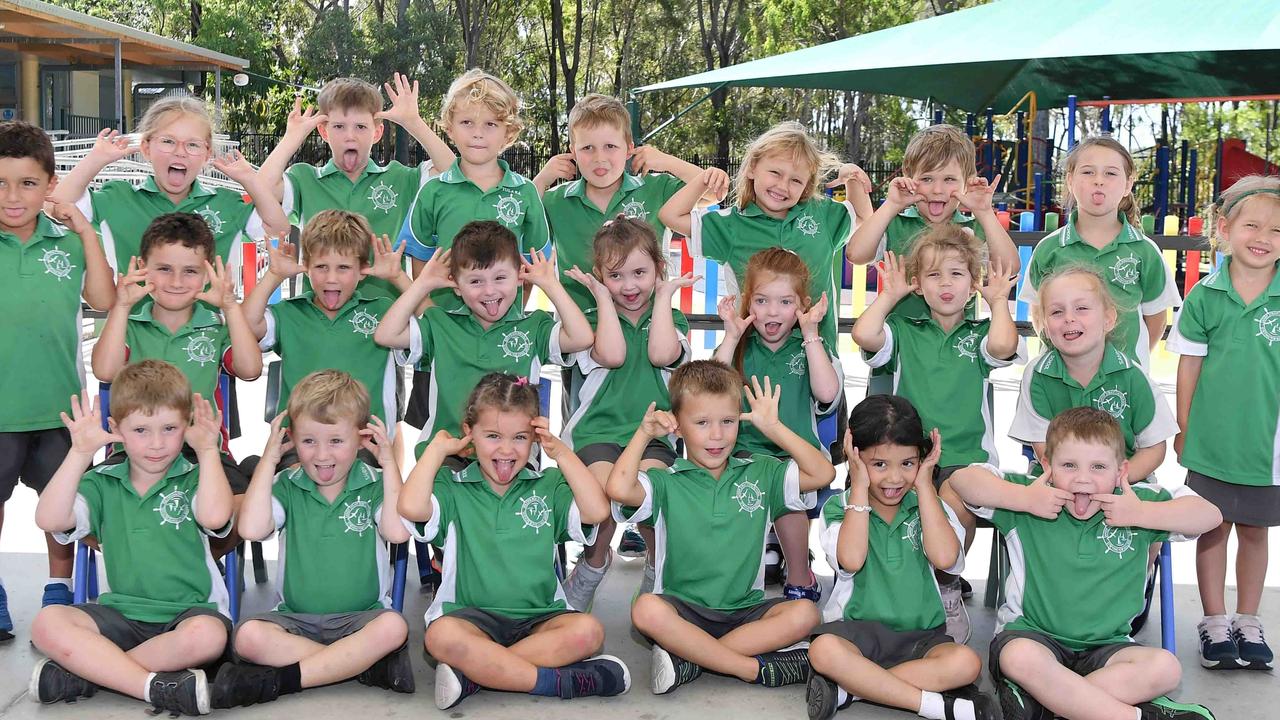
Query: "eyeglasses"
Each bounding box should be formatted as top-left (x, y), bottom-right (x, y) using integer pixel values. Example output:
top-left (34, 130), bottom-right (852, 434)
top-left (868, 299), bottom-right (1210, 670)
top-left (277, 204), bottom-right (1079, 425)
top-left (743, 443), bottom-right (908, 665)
top-left (151, 136), bottom-right (209, 155)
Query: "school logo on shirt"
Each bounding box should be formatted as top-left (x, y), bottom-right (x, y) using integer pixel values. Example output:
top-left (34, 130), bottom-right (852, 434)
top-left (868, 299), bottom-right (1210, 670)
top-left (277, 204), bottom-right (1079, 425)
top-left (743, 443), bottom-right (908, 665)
top-left (1093, 388), bottom-right (1129, 419)
top-left (1256, 309), bottom-right (1280, 347)
top-left (340, 495), bottom-right (374, 536)
top-left (796, 215), bottom-right (820, 237)
top-left (500, 328), bottom-right (532, 360)
top-left (349, 309), bottom-right (380, 337)
top-left (901, 515), bottom-right (922, 551)
top-left (39, 248), bottom-right (75, 280)
top-left (197, 208), bottom-right (225, 235)
top-left (515, 492), bottom-right (552, 534)
top-left (184, 333), bottom-right (217, 366)
top-left (1108, 253), bottom-right (1140, 288)
top-left (788, 352), bottom-right (807, 376)
top-left (153, 487), bottom-right (192, 530)
top-left (621, 198), bottom-right (649, 220)
top-left (953, 330), bottom-right (980, 362)
top-left (367, 181), bottom-right (398, 213)
top-left (493, 193), bottom-right (523, 226)
top-left (732, 480), bottom-right (765, 516)
top-left (1097, 524), bottom-right (1135, 559)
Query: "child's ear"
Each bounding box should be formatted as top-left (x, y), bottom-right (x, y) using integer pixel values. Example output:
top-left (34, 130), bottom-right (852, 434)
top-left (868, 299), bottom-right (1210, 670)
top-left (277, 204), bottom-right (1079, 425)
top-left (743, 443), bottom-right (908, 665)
top-left (44, 173), bottom-right (58, 197)
top-left (316, 122), bottom-right (330, 142)
top-left (371, 121), bottom-right (385, 144)
top-left (107, 417), bottom-right (118, 434)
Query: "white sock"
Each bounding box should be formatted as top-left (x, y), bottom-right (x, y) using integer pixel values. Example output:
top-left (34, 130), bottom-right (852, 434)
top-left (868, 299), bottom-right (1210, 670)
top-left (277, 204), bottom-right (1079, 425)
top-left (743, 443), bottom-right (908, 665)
top-left (143, 672), bottom-right (156, 702)
top-left (47, 577), bottom-right (71, 589)
top-left (1134, 709), bottom-right (1142, 720)
top-left (919, 690), bottom-right (945, 719)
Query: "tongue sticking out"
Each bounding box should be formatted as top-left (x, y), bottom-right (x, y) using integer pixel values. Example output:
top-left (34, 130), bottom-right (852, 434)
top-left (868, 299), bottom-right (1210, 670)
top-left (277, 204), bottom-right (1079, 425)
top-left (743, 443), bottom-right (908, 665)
top-left (929, 201), bottom-right (947, 217)
top-left (493, 460), bottom-right (517, 483)
top-left (322, 290), bottom-right (342, 309)
top-left (166, 167), bottom-right (187, 186)
top-left (340, 148), bottom-right (361, 172)
top-left (315, 465), bottom-right (336, 483)
top-left (1073, 493), bottom-right (1092, 517)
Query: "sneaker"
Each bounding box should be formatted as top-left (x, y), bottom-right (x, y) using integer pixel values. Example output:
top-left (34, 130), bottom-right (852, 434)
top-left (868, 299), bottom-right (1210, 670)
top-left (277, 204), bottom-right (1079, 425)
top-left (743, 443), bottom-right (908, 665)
top-left (943, 684), bottom-right (999, 720)
top-left (763, 542), bottom-right (784, 586)
top-left (650, 644), bottom-right (702, 694)
top-left (997, 678), bottom-right (1050, 720)
top-left (147, 669), bottom-right (210, 716)
top-left (557, 654), bottom-right (631, 699)
top-left (617, 527), bottom-right (647, 557)
top-left (29, 659), bottom-right (96, 704)
top-left (210, 663), bottom-right (282, 708)
top-left (434, 663), bottom-right (479, 710)
top-left (756, 642), bottom-right (811, 687)
top-left (1137, 695), bottom-right (1216, 719)
top-left (0, 583), bottom-right (13, 641)
top-left (783, 571), bottom-right (822, 602)
top-left (805, 668), bottom-right (841, 720)
top-left (1231, 614), bottom-right (1274, 670)
top-left (958, 576), bottom-right (974, 599)
top-left (1129, 565), bottom-right (1157, 635)
top-left (357, 642), bottom-right (416, 693)
top-left (941, 578), bottom-right (971, 644)
top-left (41, 582), bottom-right (73, 608)
top-left (1198, 615), bottom-right (1241, 669)
top-left (563, 550), bottom-right (611, 612)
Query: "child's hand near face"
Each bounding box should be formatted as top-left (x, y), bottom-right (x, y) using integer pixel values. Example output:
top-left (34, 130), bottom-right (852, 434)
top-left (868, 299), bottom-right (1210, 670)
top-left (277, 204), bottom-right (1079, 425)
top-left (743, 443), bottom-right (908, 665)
top-left (531, 416), bottom-right (570, 460)
top-left (61, 391), bottom-right (122, 454)
top-left (283, 97), bottom-right (328, 141)
top-left (885, 176), bottom-right (924, 212)
top-left (360, 415), bottom-right (398, 471)
top-left (185, 393), bottom-right (223, 454)
top-left (638, 402), bottom-right (678, 440)
top-left (697, 167), bottom-right (731, 204)
top-left (655, 271), bottom-right (699, 305)
top-left (977, 256), bottom-right (1017, 308)
top-left (740, 375), bottom-right (783, 435)
top-left (195, 256), bottom-right (236, 309)
top-left (717, 295), bottom-right (754, 342)
top-left (565, 266), bottom-right (612, 307)
top-left (266, 235), bottom-right (306, 280)
top-left (845, 440), bottom-right (869, 493)
top-left (1092, 470), bottom-right (1144, 528)
top-left (914, 429), bottom-right (942, 494)
top-left (114, 257), bottom-right (154, 310)
top-left (955, 174), bottom-right (1001, 215)
top-left (85, 128), bottom-right (135, 166)
top-left (361, 234), bottom-right (407, 281)
top-left (877, 250), bottom-right (918, 304)
top-left (425, 429), bottom-right (472, 458)
top-left (261, 411), bottom-right (293, 467)
top-left (211, 149), bottom-right (258, 185)
top-left (1023, 466), bottom-right (1073, 520)
top-left (797, 291), bottom-right (828, 341)
top-left (44, 201), bottom-right (93, 235)
top-left (518, 247), bottom-right (560, 290)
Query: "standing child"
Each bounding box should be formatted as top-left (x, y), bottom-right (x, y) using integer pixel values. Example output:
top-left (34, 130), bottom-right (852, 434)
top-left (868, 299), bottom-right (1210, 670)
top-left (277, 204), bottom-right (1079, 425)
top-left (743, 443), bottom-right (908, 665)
top-left (1018, 136), bottom-right (1179, 368)
top-left (713, 248), bottom-right (843, 603)
top-left (1167, 175), bottom-right (1280, 671)
top-left (0, 120), bottom-right (114, 631)
top-left (808, 395), bottom-right (994, 720)
top-left (400, 373), bottom-right (630, 709)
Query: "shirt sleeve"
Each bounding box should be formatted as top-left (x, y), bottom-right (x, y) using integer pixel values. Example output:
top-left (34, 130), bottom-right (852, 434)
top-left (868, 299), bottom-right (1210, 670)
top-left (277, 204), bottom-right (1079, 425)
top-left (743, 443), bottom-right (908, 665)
top-left (937, 502), bottom-right (967, 575)
top-left (611, 471), bottom-right (658, 524)
top-left (259, 306), bottom-right (281, 353)
top-left (266, 472), bottom-right (290, 537)
top-left (52, 473), bottom-right (100, 544)
top-left (668, 311), bottom-right (693, 369)
top-left (960, 463), bottom-right (1018, 532)
top-left (531, 310), bottom-right (562, 367)
top-left (282, 164), bottom-right (309, 220)
top-left (520, 187), bottom-right (552, 256)
top-left (1132, 370), bottom-right (1179, 448)
top-left (403, 183), bottom-right (438, 261)
top-left (401, 467), bottom-right (455, 545)
top-left (396, 312), bottom-right (437, 368)
top-left (1138, 237), bottom-right (1181, 314)
top-left (980, 328), bottom-right (1027, 368)
top-left (552, 473), bottom-right (598, 546)
top-left (1165, 289), bottom-right (1208, 356)
top-left (1008, 359), bottom-right (1050, 445)
top-left (1017, 242), bottom-right (1049, 306)
top-left (764, 456), bottom-right (815, 518)
top-left (687, 207), bottom-right (728, 262)
top-left (863, 318), bottom-right (897, 370)
top-left (826, 197), bottom-right (857, 251)
top-left (813, 346), bottom-right (844, 416)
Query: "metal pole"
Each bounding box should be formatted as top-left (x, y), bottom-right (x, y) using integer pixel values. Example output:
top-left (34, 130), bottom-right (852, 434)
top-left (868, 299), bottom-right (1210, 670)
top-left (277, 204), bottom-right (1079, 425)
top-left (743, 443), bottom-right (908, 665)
top-left (1066, 94), bottom-right (1077, 149)
top-left (1155, 142), bottom-right (1170, 220)
top-left (1033, 171), bottom-right (1045, 229)
top-left (965, 113), bottom-right (976, 137)
top-left (985, 107), bottom-right (995, 183)
top-left (933, 107), bottom-right (943, 125)
top-left (1179, 139), bottom-right (1189, 216)
top-left (1101, 96), bottom-right (1111, 133)
top-left (113, 39), bottom-right (122, 130)
top-left (627, 95), bottom-right (641, 146)
top-left (1188, 148), bottom-right (1199, 217)
top-left (214, 67), bottom-right (222, 130)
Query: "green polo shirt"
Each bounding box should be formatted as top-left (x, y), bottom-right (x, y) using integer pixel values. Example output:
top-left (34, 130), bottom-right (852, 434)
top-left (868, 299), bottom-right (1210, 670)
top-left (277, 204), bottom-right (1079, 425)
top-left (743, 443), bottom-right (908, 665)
top-left (286, 158), bottom-right (431, 300)
top-left (819, 490), bottom-right (964, 630)
top-left (262, 290), bottom-right (398, 428)
top-left (0, 215), bottom-right (86, 431)
top-left (403, 159), bottom-right (550, 310)
top-left (403, 303), bottom-right (560, 455)
top-left (1167, 258), bottom-right (1280, 487)
top-left (125, 298), bottom-right (230, 401)
top-left (563, 306), bottom-right (689, 450)
top-left (270, 461), bottom-right (391, 614)
top-left (865, 315), bottom-right (1021, 467)
top-left (969, 465), bottom-right (1175, 650)
top-left (407, 462), bottom-right (596, 626)
top-left (690, 197), bottom-right (855, 346)
top-left (731, 329), bottom-right (842, 459)
top-left (878, 207), bottom-right (985, 321)
top-left (55, 455), bottom-right (230, 623)
top-left (1019, 211), bottom-right (1179, 368)
top-left (617, 455), bottom-right (813, 610)
top-left (544, 172), bottom-right (684, 311)
top-left (79, 177), bottom-right (259, 273)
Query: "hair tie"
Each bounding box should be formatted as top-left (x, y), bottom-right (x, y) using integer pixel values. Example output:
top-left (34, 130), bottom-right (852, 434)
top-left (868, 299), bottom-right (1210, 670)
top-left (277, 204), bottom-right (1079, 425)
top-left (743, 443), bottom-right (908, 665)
top-left (514, 376), bottom-right (529, 387)
top-left (1221, 188), bottom-right (1280, 217)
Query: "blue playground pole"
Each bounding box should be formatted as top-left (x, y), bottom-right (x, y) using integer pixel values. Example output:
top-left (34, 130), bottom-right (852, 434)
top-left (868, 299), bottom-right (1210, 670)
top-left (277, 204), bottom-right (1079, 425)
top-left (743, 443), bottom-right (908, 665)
top-left (1179, 139), bottom-right (1190, 216)
top-left (1188, 149), bottom-right (1199, 217)
top-left (1155, 143), bottom-right (1171, 221)
top-left (1033, 171), bottom-right (1045, 229)
top-left (702, 202), bottom-right (720, 350)
top-left (1066, 95), bottom-right (1077, 149)
top-left (1015, 111), bottom-right (1027, 195)
top-left (933, 107), bottom-right (943, 125)
top-left (984, 107), bottom-right (995, 183)
top-left (966, 113), bottom-right (976, 137)
top-left (1101, 96), bottom-right (1112, 133)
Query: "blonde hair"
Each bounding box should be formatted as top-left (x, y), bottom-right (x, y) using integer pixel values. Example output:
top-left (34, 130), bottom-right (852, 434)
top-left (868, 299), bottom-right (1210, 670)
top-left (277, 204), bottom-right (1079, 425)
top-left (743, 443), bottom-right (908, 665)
top-left (734, 249), bottom-right (811, 375)
top-left (288, 370), bottom-right (371, 428)
top-left (1064, 136), bottom-right (1140, 226)
top-left (902, 124), bottom-right (976, 180)
top-left (1031, 265), bottom-right (1122, 341)
top-left (568, 93), bottom-right (632, 145)
top-left (317, 77), bottom-right (382, 117)
top-left (904, 224), bottom-right (986, 285)
top-left (300, 210), bottom-right (372, 266)
top-left (441, 69), bottom-right (524, 139)
top-left (668, 360), bottom-right (743, 416)
top-left (1045, 407), bottom-right (1126, 465)
top-left (111, 359), bottom-right (192, 422)
top-left (733, 121), bottom-right (840, 211)
top-left (592, 215), bottom-right (664, 280)
top-left (1210, 174), bottom-right (1280, 253)
top-left (137, 95), bottom-right (213, 145)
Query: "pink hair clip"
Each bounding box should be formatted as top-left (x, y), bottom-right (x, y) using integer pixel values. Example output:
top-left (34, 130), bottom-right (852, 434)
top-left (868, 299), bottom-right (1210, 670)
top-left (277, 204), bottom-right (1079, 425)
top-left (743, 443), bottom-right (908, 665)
top-left (514, 376), bottom-right (530, 387)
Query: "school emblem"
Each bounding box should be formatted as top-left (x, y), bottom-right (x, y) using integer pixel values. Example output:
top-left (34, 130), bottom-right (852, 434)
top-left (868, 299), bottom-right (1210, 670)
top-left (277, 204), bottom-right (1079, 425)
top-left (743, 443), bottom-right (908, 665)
top-left (39, 248), bottom-right (75, 280)
top-left (197, 208), bottom-right (225, 235)
top-left (788, 352), bottom-right (807, 376)
top-left (153, 487), bottom-right (192, 530)
top-left (349, 309), bottom-right (379, 337)
top-left (515, 492), bottom-right (552, 533)
top-left (1255, 309), bottom-right (1280, 347)
top-left (500, 328), bottom-right (532, 360)
top-left (796, 215), bottom-right (820, 237)
top-left (493, 193), bottom-right (523, 225)
top-left (184, 333), bottom-right (217, 366)
top-left (732, 480), bottom-right (765, 516)
top-left (1094, 388), bottom-right (1129, 419)
top-left (340, 495), bottom-right (374, 536)
top-left (367, 181), bottom-right (398, 213)
top-left (954, 330), bottom-right (980, 362)
top-left (1097, 524), bottom-right (1135, 559)
top-left (621, 198), bottom-right (649, 220)
top-left (1108, 253), bottom-right (1140, 288)
top-left (901, 515), bottom-right (922, 551)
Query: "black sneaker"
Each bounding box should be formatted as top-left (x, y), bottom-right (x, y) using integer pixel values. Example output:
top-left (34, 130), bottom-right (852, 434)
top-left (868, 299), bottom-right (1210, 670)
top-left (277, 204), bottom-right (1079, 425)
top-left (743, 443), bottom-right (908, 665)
top-left (1198, 615), bottom-right (1241, 669)
top-left (650, 644), bottom-right (702, 694)
top-left (958, 576), bottom-right (974, 600)
top-left (1231, 614), bottom-right (1274, 670)
top-left (617, 527), bottom-right (647, 557)
top-left (557, 654), bottom-right (631, 698)
top-left (997, 678), bottom-right (1051, 720)
top-left (211, 663), bottom-right (282, 708)
top-left (147, 669), bottom-right (210, 716)
top-left (29, 659), bottom-right (97, 704)
top-left (943, 684), bottom-right (999, 720)
top-left (756, 643), bottom-right (811, 688)
top-left (1137, 695), bottom-right (1216, 719)
top-left (805, 667), bottom-right (839, 720)
top-left (434, 663), bottom-right (479, 710)
top-left (1129, 566), bottom-right (1157, 636)
top-left (357, 642), bottom-right (415, 693)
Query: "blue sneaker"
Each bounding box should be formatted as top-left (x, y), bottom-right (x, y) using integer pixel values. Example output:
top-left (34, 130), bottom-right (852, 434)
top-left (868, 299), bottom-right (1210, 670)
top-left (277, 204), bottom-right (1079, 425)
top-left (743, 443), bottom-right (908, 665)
top-left (783, 571), bottom-right (822, 602)
top-left (0, 583), bottom-right (13, 641)
top-left (41, 583), bottom-right (73, 608)
top-left (1198, 615), bottom-right (1241, 669)
top-left (1232, 614), bottom-right (1274, 670)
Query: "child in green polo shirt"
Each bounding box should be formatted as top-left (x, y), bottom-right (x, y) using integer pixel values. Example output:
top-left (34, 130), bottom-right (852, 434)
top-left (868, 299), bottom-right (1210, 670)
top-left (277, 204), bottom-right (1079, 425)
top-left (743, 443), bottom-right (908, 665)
top-left (1018, 136), bottom-right (1179, 369)
top-left (51, 96), bottom-right (290, 277)
top-left (400, 372), bottom-right (630, 709)
top-left (609, 361), bottom-right (834, 695)
top-left (852, 224), bottom-right (1022, 642)
top-left (1167, 175), bottom-right (1280, 671)
top-left (807, 395), bottom-right (994, 720)
top-left (951, 407), bottom-right (1221, 720)
top-left (0, 120), bottom-right (115, 633)
top-left (211, 370), bottom-right (414, 707)
top-left (30, 360), bottom-right (235, 716)
top-left (713, 248), bottom-right (843, 604)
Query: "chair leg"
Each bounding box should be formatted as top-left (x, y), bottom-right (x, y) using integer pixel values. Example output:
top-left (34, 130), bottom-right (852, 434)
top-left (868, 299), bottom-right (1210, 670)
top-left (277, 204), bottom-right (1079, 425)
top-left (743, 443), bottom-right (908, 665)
top-left (414, 540), bottom-right (433, 580)
top-left (392, 543), bottom-right (408, 613)
top-left (87, 549), bottom-right (99, 601)
top-left (226, 545), bottom-right (240, 623)
top-left (1159, 543), bottom-right (1176, 653)
top-left (251, 540), bottom-right (268, 584)
top-left (73, 543), bottom-right (89, 605)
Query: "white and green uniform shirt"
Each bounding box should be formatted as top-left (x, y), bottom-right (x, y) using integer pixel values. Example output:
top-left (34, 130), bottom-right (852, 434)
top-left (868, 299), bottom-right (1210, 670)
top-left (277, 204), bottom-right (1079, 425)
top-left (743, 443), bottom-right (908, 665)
top-left (544, 172), bottom-right (684, 311)
top-left (1018, 211), bottom-right (1179, 368)
top-left (865, 315), bottom-right (1024, 467)
top-left (1167, 258), bottom-right (1280, 486)
top-left (616, 455), bottom-right (815, 611)
top-left (260, 290), bottom-right (398, 431)
top-left (818, 489), bottom-right (965, 629)
top-left (125, 299), bottom-right (231, 402)
top-left (563, 306), bottom-right (690, 450)
top-left (690, 197), bottom-right (856, 347)
top-left (877, 207), bottom-right (984, 321)
top-left (285, 158), bottom-right (433, 300)
top-left (76, 177), bottom-right (261, 276)
top-left (399, 304), bottom-right (562, 454)
top-left (405, 462), bottom-right (596, 626)
top-left (0, 215), bottom-right (86, 431)
top-left (967, 464), bottom-right (1191, 650)
top-left (1010, 345), bottom-right (1176, 473)
top-left (55, 456), bottom-right (231, 622)
top-left (731, 329), bottom-right (843, 459)
top-left (268, 461), bottom-right (392, 614)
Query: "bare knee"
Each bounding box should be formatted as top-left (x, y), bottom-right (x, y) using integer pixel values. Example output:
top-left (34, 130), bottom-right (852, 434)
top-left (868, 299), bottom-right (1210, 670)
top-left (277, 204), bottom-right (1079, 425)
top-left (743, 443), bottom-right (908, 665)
top-left (1149, 649), bottom-right (1182, 692)
top-left (948, 644), bottom-right (982, 683)
top-left (30, 605), bottom-right (84, 656)
top-left (781, 600), bottom-right (821, 637)
top-left (808, 634), bottom-right (856, 674)
top-left (1236, 524), bottom-right (1268, 545)
top-left (561, 615), bottom-right (605, 657)
top-left (999, 638), bottom-right (1052, 682)
top-left (174, 615), bottom-right (228, 661)
top-left (424, 619), bottom-right (472, 665)
top-left (363, 612), bottom-right (410, 652)
top-left (630, 593), bottom-right (673, 636)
